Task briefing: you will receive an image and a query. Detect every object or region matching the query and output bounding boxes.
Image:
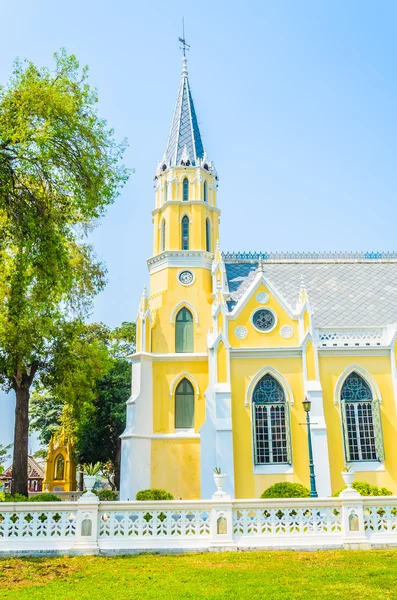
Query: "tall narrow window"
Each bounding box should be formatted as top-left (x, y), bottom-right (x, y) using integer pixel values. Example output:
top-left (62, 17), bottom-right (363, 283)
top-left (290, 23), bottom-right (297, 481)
top-left (341, 372), bottom-right (384, 462)
top-left (253, 374), bottom-right (291, 465)
top-left (181, 216), bottom-right (189, 250)
top-left (175, 307), bottom-right (193, 352)
top-left (164, 183), bottom-right (168, 203)
top-left (183, 178), bottom-right (189, 201)
top-left (206, 218), bottom-right (211, 252)
top-left (175, 378), bottom-right (195, 428)
top-left (203, 180), bottom-right (208, 202)
top-left (161, 219), bottom-right (166, 252)
top-left (54, 454), bottom-right (65, 480)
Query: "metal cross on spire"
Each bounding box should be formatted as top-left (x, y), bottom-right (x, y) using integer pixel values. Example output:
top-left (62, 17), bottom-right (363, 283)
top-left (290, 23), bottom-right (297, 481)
top-left (178, 18), bottom-right (190, 56)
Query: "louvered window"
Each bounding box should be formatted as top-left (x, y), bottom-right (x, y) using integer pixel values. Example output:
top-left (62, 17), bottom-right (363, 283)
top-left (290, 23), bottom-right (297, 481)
top-left (253, 375), bottom-right (291, 465)
top-left (161, 220), bottom-right (166, 252)
top-left (340, 372), bottom-right (384, 462)
top-left (203, 180), bottom-right (208, 202)
top-left (175, 378), bottom-right (195, 428)
top-left (206, 218), bottom-right (211, 252)
top-left (175, 307), bottom-right (193, 353)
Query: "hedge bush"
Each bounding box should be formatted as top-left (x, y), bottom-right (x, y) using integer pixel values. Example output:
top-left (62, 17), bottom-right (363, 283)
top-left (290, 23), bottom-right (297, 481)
top-left (136, 488), bottom-right (174, 501)
top-left (261, 482), bottom-right (310, 499)
top-left (1, 493), bottom-right (28, 502)
top-left (95, 489), bottom-right (118, 501)
top-left (28, 493), bottom-right (61, 502)
top-left (333, 481), bottom-right (393, 497)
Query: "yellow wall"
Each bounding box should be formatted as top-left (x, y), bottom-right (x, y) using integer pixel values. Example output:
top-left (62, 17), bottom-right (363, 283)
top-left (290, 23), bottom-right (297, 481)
top-left (151, 439), bottom-right (200, 499)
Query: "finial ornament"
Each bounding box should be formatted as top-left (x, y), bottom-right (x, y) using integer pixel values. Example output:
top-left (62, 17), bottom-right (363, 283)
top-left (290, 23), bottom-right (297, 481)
top-left (178, 17), bottom-right (190, 57)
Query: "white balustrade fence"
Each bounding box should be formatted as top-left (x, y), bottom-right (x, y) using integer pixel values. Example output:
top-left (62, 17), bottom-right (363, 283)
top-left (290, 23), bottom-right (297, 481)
top-left (1, 494), bottom-right (397, 555)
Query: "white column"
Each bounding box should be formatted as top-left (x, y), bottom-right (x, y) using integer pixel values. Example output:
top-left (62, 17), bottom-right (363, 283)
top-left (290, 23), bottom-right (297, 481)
top-left (305, 382), bottom-right (332, 497)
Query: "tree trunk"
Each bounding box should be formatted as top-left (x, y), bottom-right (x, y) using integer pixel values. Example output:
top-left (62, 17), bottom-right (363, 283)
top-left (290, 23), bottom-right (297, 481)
top-left (114, 436), bottom-right (121, 491)
top-left (11, 385), bottom-right (30, 497)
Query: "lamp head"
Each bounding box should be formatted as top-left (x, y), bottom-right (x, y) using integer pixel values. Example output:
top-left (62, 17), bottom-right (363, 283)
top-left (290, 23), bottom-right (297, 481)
top-left (303, 398), bottom-right (311, 413)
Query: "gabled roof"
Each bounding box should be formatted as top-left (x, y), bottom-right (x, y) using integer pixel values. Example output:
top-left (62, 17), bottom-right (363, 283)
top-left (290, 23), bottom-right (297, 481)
top-left (0, 455), bottom-right (45, 481)
top-left (163, 56), bottom-right (204, 167)
top-left (224, 254), bottom-right (397, 327)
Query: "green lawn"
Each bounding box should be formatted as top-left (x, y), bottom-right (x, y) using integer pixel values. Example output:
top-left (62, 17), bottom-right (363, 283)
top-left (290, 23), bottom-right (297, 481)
top-left (0, 550), bottom-right (396, 599)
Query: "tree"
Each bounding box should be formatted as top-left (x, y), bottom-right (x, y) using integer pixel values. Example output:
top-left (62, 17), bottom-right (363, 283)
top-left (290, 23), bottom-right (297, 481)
top-left (0, 443), bottom-right (12, 475)
top-left (30, 321), bottom-right (135, 488)
top-left (0, 50), bottom-right (128, 495)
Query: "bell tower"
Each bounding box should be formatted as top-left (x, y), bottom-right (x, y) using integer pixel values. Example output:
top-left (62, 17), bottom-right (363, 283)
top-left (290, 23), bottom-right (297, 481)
top-left (145, 53), bottom-right (220, 354)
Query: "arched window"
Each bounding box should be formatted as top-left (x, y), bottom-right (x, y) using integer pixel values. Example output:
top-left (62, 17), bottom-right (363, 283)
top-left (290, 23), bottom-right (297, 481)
top-left (181, 216), bottom-right (189, 250)
top-left (175, 307), bottom-right (193, 352)
top-left (175, 378), bottom-right (195, 428)
top-left (252, 374), bottom-right (291, 465)
top-left (203, 180), bottom-right (208, 202)
top-left (341, 372), bottom-right (384, 462)
top-left (161, 219), bottom-right (166, 252)
top-left (54, 454), bottom-right (65, 480)
top-left (183, 178), bottom-right (189, 201)
top-left (206, 218), bottom-right (211, 252)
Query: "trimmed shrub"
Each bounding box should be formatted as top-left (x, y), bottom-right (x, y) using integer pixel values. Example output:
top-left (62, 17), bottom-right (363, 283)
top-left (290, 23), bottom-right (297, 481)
top-left (0, 492), bottom-right (5, 502)
top-left (2, 493), bottom-right (28, 502)
top-left (95, 489), bottom-right (118, 501)
top-left (28, 493), bottom-right (61, 502)
top-left (333, 481), bottom-right (393, 497)
top-left (261, 482), bottom-right (310, 499)
top-left (136, 488), bottom-right (174, 501)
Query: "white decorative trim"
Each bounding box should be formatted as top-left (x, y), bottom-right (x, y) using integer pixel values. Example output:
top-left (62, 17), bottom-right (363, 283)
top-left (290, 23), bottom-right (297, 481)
top-left (170, 301), bottom-right (199, 324)
top-left (234, 326), bottom-right (248, 339)
top-left (251, 307), bottom-right (278, 334)
top-left (147, 251), bottom-right (213, 274)
top-left (280, 325), bottom-right (293, 339)
top-left (256, 292), bottom-right (269, 304)
top-left (347, 461), bottom-right (385, 472)
top-left (178, 210), bottom-right (193, 224)
top-left (245, 366), bottom-right (294, 407)
top-left (124, 432), bottom-right (200, 440)
top-left (170, 372), bottom-right (200, 398)
top-left (178, 269), bottom-right (195, 286)
top-left (318, 348), bottom-right (390, 357)
top-left (317, 327), bottom-right (385, 347)
top-left (231, 348), bottom-right (301, 359)
top-left (334, 364), bottom-right (382, 405)
top-left (253, 464), bottom-right (294, 475)
top-left (152, 202), bottom-right (221, 216)
top-left (129, 352), bottom-right (208, 363)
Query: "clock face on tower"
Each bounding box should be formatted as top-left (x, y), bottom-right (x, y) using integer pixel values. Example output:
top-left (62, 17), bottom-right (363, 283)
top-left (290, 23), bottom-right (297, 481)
top-left (178, 270), bottom-right (194, 286)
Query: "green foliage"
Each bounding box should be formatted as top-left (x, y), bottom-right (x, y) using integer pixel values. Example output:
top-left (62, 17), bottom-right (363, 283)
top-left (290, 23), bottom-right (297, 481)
top-left (94, 489), bottom-right (118, 501)
top-left (28, 493), bottom-right (61, 502)
top-left (261, 482), bottom-right (310, 499)
top-left (2, 493), bottom-right (28, 502)
top-left (0, 491), bottom-right (5, 502)
top-left (333, 480), bottom-right (393, 497)
top-left (0, 443), bottom-right (12, 468)
top-left (0, 49), bottom-right (129, 494)
top-left (82, 462), bottom-right (102, 476)
top-left (136, 489), bottom-right (174, 501)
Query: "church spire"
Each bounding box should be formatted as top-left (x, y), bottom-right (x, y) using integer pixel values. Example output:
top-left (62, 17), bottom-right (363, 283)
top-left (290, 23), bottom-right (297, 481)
top-left (162, 55), bottom-right (205, 168)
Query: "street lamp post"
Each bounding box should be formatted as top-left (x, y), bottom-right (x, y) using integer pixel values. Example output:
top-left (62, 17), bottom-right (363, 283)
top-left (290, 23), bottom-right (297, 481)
top-left (302, 398), bottom-right (318, 498)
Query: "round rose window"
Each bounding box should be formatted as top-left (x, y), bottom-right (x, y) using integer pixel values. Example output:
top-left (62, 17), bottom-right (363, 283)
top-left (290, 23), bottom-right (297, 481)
top-left (252, 308), bottom-right (276, 332)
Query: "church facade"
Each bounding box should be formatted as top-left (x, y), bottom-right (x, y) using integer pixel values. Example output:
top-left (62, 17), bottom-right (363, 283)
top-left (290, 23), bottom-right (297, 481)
top-left (120, 55), bottom-right (397, 500)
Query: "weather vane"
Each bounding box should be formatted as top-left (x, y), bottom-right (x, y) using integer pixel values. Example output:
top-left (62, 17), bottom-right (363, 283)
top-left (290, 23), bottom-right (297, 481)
top-left (178, 17), bottom-right (190, 56)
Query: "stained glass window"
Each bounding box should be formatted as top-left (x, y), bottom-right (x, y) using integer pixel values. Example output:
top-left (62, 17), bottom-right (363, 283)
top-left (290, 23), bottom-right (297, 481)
top-left (175, 307), bottom-right (193, 353)
top-left (183, 178), bottom-right (189, 201)
top-left (252, 375), bottom-right (290, 465)
top-left (252, 309), bottom-right (276, 332)
top-left (341, 372), bottom-right (383, 462)
top-left (181, 216), bottom-right (189, 250)
top-left (175, 378), bottom-right (194, 428)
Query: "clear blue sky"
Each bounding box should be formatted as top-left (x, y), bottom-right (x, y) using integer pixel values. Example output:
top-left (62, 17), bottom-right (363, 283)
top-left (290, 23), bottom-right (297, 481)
top-left (1, 0), bottom-right (397, 450)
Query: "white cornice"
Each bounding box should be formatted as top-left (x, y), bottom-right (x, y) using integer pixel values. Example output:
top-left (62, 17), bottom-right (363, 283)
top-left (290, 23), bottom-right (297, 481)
top-left (230, 347), bottom-right (302, 359)
top-left (152, 201), bottom-right (221, 217)
top-left (147, 251), bottom-right (213, 274)
top-left (129, 351), bottom-right (208, 363)
top-left (318, 347), bottom-right (390, 356)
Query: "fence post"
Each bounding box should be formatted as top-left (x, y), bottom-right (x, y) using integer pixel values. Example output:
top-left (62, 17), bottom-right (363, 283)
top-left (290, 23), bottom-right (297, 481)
top-left (340, 488), bottom-right (369, 549)
top-left (72, 493), bottom-right (100, 554)
top-left (210, 491), bottom-right (236, 550)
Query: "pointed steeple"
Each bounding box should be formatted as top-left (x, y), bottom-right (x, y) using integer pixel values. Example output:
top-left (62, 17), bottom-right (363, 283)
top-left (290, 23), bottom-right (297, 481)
top-left (163, 55), bottom-right (205, 167)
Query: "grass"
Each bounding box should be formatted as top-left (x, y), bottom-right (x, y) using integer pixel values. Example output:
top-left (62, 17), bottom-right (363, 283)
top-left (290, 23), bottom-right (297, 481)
top-left (0, 550), bottom-right (397, 599)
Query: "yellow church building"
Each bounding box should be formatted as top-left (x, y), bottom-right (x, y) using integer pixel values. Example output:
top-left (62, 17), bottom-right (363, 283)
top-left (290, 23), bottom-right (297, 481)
top-left (120, 54), bottom-right (397, 500)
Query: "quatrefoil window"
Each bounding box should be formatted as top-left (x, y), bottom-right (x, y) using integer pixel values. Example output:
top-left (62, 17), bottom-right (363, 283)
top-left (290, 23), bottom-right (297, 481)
top-left (252, 308), bottom-right (276, 332)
